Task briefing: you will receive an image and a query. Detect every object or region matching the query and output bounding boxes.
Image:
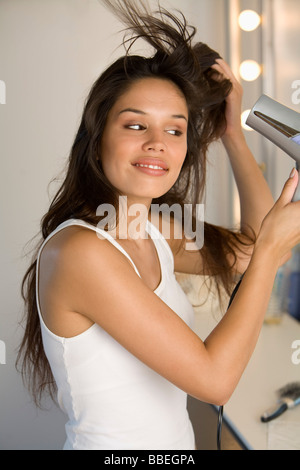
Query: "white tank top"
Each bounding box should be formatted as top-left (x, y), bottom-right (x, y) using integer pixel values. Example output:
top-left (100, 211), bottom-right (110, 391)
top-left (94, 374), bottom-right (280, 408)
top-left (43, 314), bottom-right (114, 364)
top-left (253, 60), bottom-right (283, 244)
top-left (36, 218), bottom-right (196, 450)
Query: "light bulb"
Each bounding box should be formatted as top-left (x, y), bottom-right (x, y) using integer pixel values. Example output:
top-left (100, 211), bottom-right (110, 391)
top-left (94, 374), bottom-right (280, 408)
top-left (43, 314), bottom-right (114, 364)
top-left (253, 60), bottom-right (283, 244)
top-left (241, 110), bottom-right (253, 131)
top-left (238, 10), bottom-right (261, 32)
top-left (239, 60), bottom-right (261, 81)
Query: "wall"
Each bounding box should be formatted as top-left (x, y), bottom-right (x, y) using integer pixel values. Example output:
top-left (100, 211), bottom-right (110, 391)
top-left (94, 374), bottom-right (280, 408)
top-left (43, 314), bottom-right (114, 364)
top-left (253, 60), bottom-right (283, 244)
top-left (0, 0), bottom-right (229, 450)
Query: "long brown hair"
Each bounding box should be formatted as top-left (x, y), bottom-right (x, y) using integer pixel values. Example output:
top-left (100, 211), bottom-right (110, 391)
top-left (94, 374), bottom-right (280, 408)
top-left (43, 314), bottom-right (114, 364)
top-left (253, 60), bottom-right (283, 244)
top-left (17, 0), bottom-right (253, 406)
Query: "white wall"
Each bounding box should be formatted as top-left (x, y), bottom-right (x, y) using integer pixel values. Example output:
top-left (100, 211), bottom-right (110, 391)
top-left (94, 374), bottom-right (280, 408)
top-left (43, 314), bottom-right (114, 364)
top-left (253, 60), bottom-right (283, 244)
top-left (0, 0), bottom-right (230, 450)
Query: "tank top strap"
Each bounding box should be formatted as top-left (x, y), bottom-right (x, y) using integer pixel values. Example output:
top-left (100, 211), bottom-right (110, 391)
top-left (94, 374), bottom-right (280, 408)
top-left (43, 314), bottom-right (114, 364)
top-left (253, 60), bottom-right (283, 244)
top-left (36, 218), bottom-right (142, 278)
top-left (146, 219), bottom-right (174, 272)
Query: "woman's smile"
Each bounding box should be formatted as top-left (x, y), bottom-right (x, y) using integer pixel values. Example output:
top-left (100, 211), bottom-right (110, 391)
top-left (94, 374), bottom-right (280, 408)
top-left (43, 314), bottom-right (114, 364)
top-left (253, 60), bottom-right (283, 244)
top-left (131, 157), bottom-right (169, 176)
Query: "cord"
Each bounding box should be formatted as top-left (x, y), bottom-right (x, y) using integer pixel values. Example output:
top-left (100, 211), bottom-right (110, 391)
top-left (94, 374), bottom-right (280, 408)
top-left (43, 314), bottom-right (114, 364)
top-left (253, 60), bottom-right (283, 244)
top-left (217, 405), bottom-right (223, 450)
top-left (216, 273), bottom-right (244, 450)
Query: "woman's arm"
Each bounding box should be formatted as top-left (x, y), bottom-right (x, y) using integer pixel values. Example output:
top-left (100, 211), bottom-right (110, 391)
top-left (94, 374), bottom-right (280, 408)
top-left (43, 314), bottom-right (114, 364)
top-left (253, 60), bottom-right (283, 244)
top-left (214, 59), bottom-right (275, 239)
top-left (169, 61), bottom-right (276, 276)
top-left (44, 171), bottom-right (300, 406)
top-left (204, 170), bottom-right (300, 398)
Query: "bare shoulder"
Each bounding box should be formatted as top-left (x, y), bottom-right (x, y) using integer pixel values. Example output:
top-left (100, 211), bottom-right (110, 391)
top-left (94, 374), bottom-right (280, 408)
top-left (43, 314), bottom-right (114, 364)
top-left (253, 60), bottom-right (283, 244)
top-left (40, 226), bottom-right (106, 285)
top-left (40, 225), bottom-right (130, 271)
top-left (39, 224), bottom-right (137, 297)
top-left (40, 224), bottom-right (102, 257)
top-left (38, 225), bottom-right (135, 337)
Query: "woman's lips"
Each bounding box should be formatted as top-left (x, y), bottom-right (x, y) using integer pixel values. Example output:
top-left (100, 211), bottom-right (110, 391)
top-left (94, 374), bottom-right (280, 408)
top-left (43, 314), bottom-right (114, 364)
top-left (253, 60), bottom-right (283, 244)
top-left (131, 158), bottom-right (169, 176)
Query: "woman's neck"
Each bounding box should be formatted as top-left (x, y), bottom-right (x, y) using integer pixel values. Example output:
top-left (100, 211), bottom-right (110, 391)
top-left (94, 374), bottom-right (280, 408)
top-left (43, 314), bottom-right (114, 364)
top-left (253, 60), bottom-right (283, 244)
top-left (115, 195), bottom-right (152, 241)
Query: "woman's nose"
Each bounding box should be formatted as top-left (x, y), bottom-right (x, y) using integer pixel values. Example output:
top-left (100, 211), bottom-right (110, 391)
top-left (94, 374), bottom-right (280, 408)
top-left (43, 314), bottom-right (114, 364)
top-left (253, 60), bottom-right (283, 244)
top-left (142, 130), bottom-right (166, 153)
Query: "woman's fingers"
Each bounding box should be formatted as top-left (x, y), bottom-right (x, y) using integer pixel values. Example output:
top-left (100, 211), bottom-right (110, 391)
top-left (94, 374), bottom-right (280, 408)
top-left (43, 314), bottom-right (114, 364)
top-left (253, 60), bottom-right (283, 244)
top-left (258, 169), bottom-right (300, 260)
top-left (212, 58), bottom-right (238, 83)
top-left (276, 168), bottom-right (299, 207)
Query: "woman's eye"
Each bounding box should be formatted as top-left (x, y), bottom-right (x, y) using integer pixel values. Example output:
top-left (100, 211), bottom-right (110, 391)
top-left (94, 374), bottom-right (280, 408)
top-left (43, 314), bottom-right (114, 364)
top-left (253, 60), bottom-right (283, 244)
top-left (125, 124), bottom-right (183, 136)
top-left (126, 124), bottom-right (145, 131)
top-left (167, 129), bottom-right (183, 137)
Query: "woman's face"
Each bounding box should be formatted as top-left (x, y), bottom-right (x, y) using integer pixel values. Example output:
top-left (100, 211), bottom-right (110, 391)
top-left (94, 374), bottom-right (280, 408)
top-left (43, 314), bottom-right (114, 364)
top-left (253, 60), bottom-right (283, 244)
top-left (100, 77), bottom-right (188, 204)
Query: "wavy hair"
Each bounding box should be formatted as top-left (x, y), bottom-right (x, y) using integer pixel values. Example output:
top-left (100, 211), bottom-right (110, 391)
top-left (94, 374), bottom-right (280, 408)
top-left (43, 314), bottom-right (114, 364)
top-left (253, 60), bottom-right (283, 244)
top-left (17, 0), bottom-right (253, 406)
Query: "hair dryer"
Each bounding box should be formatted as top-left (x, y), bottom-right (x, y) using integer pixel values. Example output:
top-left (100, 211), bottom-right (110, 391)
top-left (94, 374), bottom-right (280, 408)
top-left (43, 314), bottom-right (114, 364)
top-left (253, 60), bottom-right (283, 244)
top-left (246, 94), bottom-right (300, 202)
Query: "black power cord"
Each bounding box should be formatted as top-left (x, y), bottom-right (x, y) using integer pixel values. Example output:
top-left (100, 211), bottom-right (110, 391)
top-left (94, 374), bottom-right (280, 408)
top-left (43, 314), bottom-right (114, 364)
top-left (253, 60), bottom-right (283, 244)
top-left (217, 405), bottom-right (224, 451)
top-left (216, 273), bottom-right (244, 451)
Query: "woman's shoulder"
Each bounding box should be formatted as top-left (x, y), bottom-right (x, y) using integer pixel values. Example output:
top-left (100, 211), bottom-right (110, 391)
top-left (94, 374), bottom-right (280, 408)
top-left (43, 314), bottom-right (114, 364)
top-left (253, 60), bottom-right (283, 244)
top-left (39, 223), bottom-right (130, 279)
top-left (40, 224), bottom-right (96, 262)
top-left (37, 223), bottom-right (136, 337)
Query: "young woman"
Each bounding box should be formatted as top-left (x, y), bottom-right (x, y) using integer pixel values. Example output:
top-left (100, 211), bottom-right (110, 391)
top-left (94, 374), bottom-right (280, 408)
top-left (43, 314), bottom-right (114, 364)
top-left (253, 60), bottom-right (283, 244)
top-left (17, 1), bottom-right (300, 450)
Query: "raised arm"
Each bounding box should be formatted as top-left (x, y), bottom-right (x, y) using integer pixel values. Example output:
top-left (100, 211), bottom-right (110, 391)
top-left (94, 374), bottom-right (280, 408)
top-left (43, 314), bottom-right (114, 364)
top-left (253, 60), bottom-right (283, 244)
top-left (168, 61), bottom-right (277, 277)
top-left (213, 59), bottom-right (275, 238)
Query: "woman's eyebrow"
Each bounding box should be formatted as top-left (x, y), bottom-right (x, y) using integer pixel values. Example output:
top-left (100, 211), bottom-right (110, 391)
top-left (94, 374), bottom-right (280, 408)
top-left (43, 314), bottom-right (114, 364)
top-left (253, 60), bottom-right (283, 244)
top-left (119, 108), bottom-right (146, 116)
top-left (118, 108), bottom-right (188, 122)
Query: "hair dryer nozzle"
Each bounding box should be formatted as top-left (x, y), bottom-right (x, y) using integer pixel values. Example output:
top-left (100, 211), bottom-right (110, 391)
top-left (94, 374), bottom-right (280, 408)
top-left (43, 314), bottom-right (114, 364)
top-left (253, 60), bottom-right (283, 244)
top-left (246, 94), bottom-right (300, 201)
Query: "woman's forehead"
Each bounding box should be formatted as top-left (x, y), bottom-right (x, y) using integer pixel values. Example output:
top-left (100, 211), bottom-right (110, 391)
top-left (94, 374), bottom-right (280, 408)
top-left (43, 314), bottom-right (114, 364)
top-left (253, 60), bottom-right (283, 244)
top-left (110, 77), bottom-right (188, 118)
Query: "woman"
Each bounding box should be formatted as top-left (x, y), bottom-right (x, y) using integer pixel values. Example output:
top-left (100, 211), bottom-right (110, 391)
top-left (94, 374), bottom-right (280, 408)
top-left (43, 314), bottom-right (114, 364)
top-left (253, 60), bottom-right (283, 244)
top-left (17, 1), bottom-right (300, 450)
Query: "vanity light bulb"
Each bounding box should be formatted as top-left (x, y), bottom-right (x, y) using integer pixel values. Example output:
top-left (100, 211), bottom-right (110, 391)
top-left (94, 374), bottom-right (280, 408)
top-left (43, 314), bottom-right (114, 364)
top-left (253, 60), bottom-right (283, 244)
top-left (239, 60), bottom-right (262, 82)
top-left (241, 110), bottom-right (253, 131)
top-left (238, 10), bottom-right (261, 31)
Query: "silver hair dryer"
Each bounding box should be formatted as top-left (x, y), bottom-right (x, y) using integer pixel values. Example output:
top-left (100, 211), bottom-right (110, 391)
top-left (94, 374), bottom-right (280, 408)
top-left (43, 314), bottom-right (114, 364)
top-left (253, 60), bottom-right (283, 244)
top-left (246, 94), bottom-right (300, 202)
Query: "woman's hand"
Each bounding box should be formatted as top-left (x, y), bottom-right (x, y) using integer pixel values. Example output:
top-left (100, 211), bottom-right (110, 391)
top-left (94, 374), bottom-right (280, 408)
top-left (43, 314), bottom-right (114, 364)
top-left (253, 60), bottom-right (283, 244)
top-left (255, 169), bottom-right (300, 265)
top-left (211, 58), bottom-right (244, 143)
